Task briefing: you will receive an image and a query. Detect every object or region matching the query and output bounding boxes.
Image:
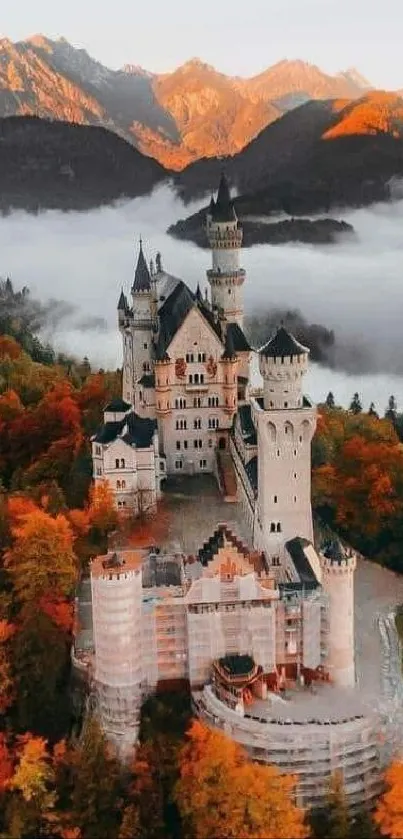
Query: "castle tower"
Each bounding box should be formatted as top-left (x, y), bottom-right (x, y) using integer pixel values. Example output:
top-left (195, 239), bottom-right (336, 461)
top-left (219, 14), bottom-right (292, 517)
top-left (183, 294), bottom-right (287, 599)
top-left (119, 240), bottom-right (155, 408)
top-left (321, 545), bottom-right (356, 688)
top-left (91, 551), bottom-right (144, 759)
top-left (252, 327), bottom-right (317, 556)
top-left (206, 174), bottom-right (245, 328)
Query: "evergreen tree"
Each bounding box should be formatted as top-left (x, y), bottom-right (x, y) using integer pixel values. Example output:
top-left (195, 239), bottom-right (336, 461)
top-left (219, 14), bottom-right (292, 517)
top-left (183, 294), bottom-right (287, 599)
top-left (385, 395), bottom-right (398, 425)
top-left (310, 771), bottom-right (351, 839)
top-left (368, 402), bottom-right (379, 418)
top-left (349, 393), bottom-right (362, 414)
top-left (326, 391), bottom-right (336, 409)
top-left (70, 715), bottom-right (123, 839)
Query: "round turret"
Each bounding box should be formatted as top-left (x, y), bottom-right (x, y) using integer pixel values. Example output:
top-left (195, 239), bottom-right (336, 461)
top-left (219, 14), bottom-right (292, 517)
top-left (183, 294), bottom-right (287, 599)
top-left (259, 327), bottom-right (309, 410)
top-left (321, 543), bottom-right (356, 688)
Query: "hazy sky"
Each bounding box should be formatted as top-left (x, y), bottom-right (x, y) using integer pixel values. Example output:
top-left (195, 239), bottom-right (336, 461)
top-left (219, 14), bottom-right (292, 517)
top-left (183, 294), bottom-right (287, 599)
top-left (2, 0), bottom-right (403, 88)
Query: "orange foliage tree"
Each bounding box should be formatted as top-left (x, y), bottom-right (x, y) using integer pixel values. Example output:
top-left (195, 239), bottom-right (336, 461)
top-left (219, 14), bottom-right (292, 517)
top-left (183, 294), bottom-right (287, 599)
top-left (4, 508), bottom-right (77, 604)
top-left (0, 620), bottom-right (16, 714)
top-left (175, 720), bottom-right (307, 839)
top-left (374, 760), bottom-right (403, 838)
top-left (88, 480), bottom-right (118, 536)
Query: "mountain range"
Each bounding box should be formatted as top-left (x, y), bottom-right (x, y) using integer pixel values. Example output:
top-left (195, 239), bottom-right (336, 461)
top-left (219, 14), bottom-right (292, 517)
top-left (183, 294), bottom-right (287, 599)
top-left (0, 35), bottom-right (373, 169)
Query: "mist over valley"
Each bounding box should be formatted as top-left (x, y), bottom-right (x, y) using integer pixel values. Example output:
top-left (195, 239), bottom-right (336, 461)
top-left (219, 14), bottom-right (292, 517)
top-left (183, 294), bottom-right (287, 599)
top-left (1, 184), bottom-right (403, 411)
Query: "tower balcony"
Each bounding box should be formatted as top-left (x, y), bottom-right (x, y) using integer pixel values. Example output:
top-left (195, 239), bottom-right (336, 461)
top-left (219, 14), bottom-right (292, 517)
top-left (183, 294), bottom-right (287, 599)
top-left (207, 269), bottom-right (245, 284)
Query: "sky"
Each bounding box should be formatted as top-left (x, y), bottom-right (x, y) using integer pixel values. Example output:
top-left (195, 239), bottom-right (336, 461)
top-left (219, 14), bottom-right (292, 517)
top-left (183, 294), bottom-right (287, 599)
top-left (2, 0), bottom-right (403, 88)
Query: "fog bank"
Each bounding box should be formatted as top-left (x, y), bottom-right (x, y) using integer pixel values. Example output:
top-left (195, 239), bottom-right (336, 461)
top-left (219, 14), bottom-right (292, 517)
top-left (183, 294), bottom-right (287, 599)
top-left (0, 185), bottom-right (403, 407)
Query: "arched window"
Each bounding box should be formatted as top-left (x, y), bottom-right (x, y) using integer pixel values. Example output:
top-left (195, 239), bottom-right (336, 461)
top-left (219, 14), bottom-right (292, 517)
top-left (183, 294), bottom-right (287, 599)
top-left (200, 373), bottom-right (204, 384)
top-left (115, 458), bottom-right (120, 469)
top-left (116, 480), bottom-right (121, 489)
top-left (194, 373), bottom-right (199, 384)
top-left (121, 480), bottom-right (126, 489)
top-left (274, 495), bottom-right (278, 503)
top-left (270, 522), bottom-right (276, 533)
top-left (120, 459), bottom-right (125, 468)
top-left (277, 522), bottom-right (282, 533)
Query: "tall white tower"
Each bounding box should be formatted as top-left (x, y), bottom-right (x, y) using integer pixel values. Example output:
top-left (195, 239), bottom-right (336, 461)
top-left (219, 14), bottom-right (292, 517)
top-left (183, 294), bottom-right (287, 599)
top-left (119, 240), bottom-right (155, 408)
top-left (206, 174), bottom-right (245, 328)
top-left (252, 327), bottom-right (317, 557)
top-left (321, 546), bottom-right (356, 688)
top-left (91, 551), bottom-right (144, 759)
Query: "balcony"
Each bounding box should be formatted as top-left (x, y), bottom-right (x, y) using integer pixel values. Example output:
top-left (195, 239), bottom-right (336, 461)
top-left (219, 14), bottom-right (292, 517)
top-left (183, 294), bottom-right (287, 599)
top-left (185, 381), bottom-right (209, 392)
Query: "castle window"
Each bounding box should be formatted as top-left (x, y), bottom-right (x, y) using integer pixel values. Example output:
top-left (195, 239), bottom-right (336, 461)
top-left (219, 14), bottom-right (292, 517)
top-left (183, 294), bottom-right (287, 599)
top-left (121, 480), bottom-right (126, 489)
top-left (294, 496), bottom-right (297, 502)
top-left (184, 440), bottom-right (188, 449)
top-left (200, 459), bottom-right (207, 469)
top-left (116, 480), bottom-right (121, 489)
top-left (95, 445), bottom-right (101, 456)
top-left (120, 459), bottom-right (125, 468)
top-left (115, 459), bottom-right (120, 469)
top-left (277, 450), bottom-right (280, 457)
top-left (194, 397), bottom-right (202, 408)
top-left (281, 357), bottom-right (284, 364)
top-left (294, 449), bottom-right (297, 456)
top-left (139, 391), bottom-right (143, 401)
top-left (175, 460), bottom-right (183, 470)
top-left (228, 289), bottom-right (231, 295)
top-left (208, 439), bottom-right (213, 447)
top-left (194, 418), bottom-right (202, 430)
top-left (274, 495), bottom-right (278, 503)
top-left (189, 374), bottom-right (193, 384)
top-left (195, 373), bottom-right (200, 384)
top-left (294, 472), bottom-right (297, 479)
top-left (284, 402), bottom-right (288, 408)
top-left (96, 467), bottom-right (102, 476)
top-left (200, 373), bottom-right (204, 384)
top-left (144, 342), bottom-right (148, 349)
top-left (299, 435), bottom-right (302, 442)
top-left (176, 441), bottom-right (181, 450)
top-left (277, 522), bottom-right (282, 533)
top-left (270, 522), bottom-right (276, 533)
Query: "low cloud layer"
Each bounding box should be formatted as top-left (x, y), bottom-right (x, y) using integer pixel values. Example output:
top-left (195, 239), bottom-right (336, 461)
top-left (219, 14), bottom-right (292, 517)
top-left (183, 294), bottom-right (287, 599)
top-left (0, 185), bottom-right (403, 406)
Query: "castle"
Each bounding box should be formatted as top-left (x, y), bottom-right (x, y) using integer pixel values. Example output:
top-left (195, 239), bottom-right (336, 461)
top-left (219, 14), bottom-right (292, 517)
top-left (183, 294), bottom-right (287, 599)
top-left (83, 175), bottom-right (380, 809)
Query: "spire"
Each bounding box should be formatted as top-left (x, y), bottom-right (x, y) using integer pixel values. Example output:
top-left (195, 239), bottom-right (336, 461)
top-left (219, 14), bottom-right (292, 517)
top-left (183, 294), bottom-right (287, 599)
top-left (117, 289), bottom-right (127, 311)
top-left (208, 195), bottom-right (215, 214)
top-left (132, 239), bottom-right (151, 293)
top-left (222, 325), bottom-right (237, 360)
top-left (212, 172), bottom-right (237, 222)
top-left (195, 283), bottom-right (203, 303)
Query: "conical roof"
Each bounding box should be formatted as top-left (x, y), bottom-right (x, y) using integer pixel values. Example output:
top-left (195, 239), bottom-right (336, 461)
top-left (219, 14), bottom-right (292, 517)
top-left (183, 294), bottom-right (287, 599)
top-left (132, 240), bottom-right (151, 293)
top-left (222, 325), bottom-right (237, 360)
top-left (117, 289), bottom-right (127, 311)
top-left (260, 326), bottom-right (309, 359)
top-left (212, 172), bottom-right (237, 222)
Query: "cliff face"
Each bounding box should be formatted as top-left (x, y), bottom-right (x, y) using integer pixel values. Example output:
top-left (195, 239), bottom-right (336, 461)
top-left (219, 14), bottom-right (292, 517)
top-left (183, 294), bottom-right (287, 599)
top-left (0, 36), bottom-right (371, 170)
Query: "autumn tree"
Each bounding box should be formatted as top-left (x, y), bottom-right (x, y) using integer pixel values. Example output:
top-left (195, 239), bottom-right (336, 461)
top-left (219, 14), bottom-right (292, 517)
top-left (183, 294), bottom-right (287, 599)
top-left (175, 719), bottom-right (307, 839)
top-left (119, 743), bottom-right (165, 839)
top-left (5, 507), bottom-right (77, 605)
top-left (0, 619), bottom-right (16, 716)
top-left (374, 760), bottom-right (403, 838)
top-left (5, 735), bottom-right (57, 839)
top-left (88, 480), bottom-right (118, 538)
